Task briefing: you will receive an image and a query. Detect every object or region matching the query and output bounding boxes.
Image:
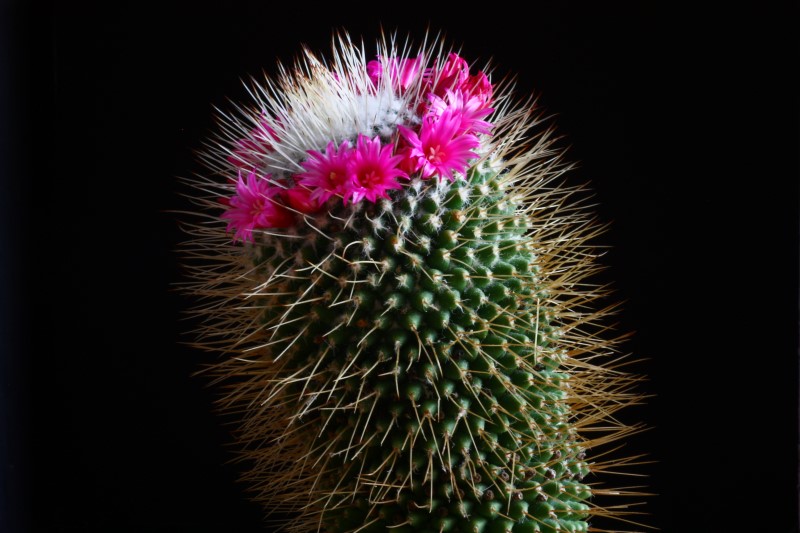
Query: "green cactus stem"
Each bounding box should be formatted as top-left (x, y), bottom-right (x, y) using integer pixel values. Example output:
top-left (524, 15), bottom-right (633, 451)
top-left (181, 33), bottom-right (647, 533)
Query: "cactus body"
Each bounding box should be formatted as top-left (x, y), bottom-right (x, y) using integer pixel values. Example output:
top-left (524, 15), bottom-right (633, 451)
top-left (183, 34), bottom-right (645, 533)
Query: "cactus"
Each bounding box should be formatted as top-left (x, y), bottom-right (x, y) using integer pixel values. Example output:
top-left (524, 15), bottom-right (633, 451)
top-left (182, 33), bottom-right (646, 533)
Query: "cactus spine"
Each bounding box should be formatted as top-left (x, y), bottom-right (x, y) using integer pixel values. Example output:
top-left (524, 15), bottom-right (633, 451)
top-left (182, 34), bottom-right (646, 533)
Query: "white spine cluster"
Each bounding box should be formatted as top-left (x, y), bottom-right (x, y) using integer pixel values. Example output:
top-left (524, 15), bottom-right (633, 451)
top-left (202, 37), bottom-right (424, 182)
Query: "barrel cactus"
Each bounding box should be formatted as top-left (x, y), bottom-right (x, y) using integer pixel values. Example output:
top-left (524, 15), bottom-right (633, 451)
top-left (182, 33), bottom-right (646, 533)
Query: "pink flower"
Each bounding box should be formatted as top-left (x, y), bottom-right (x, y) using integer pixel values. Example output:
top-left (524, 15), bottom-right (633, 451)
top-left (221, 170), bottom-right (294, 242)
top-left (422, 53), bottom-right (494, 110)
top-left (227, 115), bottom-right (280, 170)
top-left (227, 138), bottom-right (266, 170)
top-left (367, 56), bottom-right (422, 91)
top-left (398, 110), bottom-right (480, 181)
top-left (427, 89), bottom-right (494, 136)
top-left (462, 71), bottom-right (493, 106)
top-left (296, 140), bottom-right (353, 204)
top-left (427, 53), bottom-right (470, 97)
top-left (344, 135), bottom-right (407, 204)
top-left (284, 185), bottom-right (323, 214)
top-left (366, 60), bottom-right (382, 84)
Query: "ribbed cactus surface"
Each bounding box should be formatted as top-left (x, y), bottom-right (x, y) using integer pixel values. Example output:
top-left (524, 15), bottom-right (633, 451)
top-left (182, 34), bottom-right (645, 533)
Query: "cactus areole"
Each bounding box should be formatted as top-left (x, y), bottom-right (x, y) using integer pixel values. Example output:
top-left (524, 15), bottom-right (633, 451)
top-left (182, 34), bottom-right (646, 533)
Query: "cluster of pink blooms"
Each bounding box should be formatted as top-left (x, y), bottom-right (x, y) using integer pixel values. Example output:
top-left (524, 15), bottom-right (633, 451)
top-left (222, 53), bottom-right (494, 242)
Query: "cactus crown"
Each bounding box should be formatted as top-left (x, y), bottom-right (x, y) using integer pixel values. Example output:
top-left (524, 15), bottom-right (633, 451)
top-left (182, 33), bottom-right (647, 533)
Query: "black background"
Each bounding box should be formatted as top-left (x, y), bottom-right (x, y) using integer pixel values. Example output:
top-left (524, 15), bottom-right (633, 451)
top-left (2, 2), bottom-right (798, 532)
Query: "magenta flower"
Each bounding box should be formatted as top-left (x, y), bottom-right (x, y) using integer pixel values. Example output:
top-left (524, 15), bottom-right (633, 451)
top-left (398, 110), bottom-right (480, 181)
top-left (427, 89), bottom-right (494, 136)
top-left (422, 54), bottom-right (494, 112)
top-left (221, 170), bottom-right (294, 242)
top-left (367, 56), bottom-right (422, 91)
top-left (462, 71), bottom-right (493, 106)
top-left (427, 53), bottom-right (470, 97)
top-left (366, 60), bottom-right (381, 84)
top-left (227, 138), bottom-right (266, 170)
top-left (296, 140), bottom-right (353, 204)
top-left (284, 185), bottom-right (323, 215)
top-left (344, 135), bottom-right (407, 204)
top-left (227, 115), bottom-right (280, 170)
